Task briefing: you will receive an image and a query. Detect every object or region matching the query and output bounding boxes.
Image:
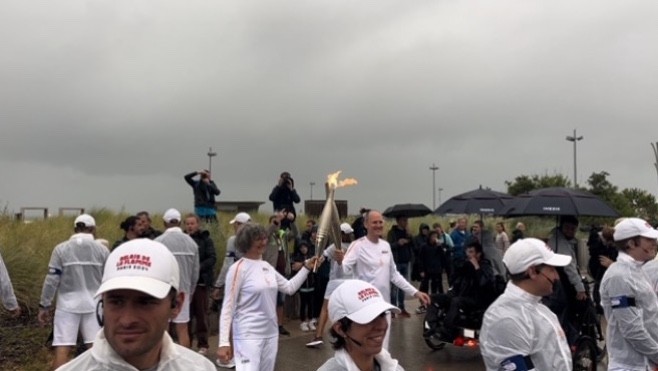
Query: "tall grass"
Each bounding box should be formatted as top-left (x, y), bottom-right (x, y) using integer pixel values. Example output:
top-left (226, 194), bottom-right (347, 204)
top-left (0, 209), bottom-right (563, 369)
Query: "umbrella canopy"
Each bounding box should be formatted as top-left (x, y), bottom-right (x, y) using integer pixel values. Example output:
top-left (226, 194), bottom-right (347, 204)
top-left (382, 203), bottom-right (432, 218)
top-left (499, 187), bottom-right (619, 218)
top-left (434, 187), bottom-right (514, 215)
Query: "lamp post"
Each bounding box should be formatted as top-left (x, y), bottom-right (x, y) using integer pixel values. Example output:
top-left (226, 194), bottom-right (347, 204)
top-left (429, 163), bottom-right (439, 210)
top-left (438, 187), bottom-right (444, 206)
top-left (309, 182), bottom-right (316, 200)
top-left (207, 147), bottom-right (217, 174)
top-left (651, 142), bottom-right (658, 192)
top-left (565, 129), bottom-right (583, 188)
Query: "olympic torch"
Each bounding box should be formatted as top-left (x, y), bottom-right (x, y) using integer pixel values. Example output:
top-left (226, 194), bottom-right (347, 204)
top-left (314, 171), bottom-right (357, 271)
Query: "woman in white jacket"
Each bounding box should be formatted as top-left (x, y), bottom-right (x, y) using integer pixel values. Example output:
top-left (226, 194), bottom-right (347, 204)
top-left (217, 223), bottom-right (319, 371)
top-left (317, 280), bottom-right (404, 371)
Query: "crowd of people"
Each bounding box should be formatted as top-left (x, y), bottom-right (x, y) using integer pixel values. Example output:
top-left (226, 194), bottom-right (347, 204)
top-left (4, 169), bottom-right (658, 370)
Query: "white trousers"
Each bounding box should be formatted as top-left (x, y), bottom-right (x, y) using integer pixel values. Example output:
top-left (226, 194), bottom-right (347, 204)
top-left (234, 336), bottom-right (278, 371)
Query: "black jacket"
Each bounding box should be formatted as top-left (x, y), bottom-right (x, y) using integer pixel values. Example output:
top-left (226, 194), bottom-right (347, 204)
top-left (419, 242), bottom-right (445, 275)
top-left (387, 226), bottom-right (413, 264)
top-left (451, 258), bottom-right (496, 308)
top-left (268, 184), bottom-right (301, 212)
top-left (185, 172), bottom-right (221, 208)
top-left (189, 230), bottom-right (217, 286)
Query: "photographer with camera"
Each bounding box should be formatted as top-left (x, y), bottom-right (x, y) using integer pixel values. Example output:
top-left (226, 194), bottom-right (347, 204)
top-left (184, 169), bottom-right (221, 223)
top-left (269, 171), bottom-right (301, 228)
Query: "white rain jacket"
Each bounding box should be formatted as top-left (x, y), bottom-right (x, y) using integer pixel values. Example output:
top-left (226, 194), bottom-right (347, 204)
top-left (316, 349), bottom-right (404, 371)
top-left (39, 233), bottom-right (109, 312)
top-left (56, 330), bottom-right (216, 371)
top-left (155, 228), bottom-right (199, 296)
top-left (0, 251), bottom-right (18, 311)
top-left (601, 252), bottom-right (658, 370)
top-left (480, 282), bottom-right (572, 371)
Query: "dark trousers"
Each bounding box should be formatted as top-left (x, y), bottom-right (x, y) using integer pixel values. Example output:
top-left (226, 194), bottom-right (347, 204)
top-left (299, 291), bottom-right (314, 322)
top-left (420, 272), bottom-right (444, 295)
top-left (313, 276), bottom-right (328, 319)
top-left (189, 285), bottom-right (209, 348)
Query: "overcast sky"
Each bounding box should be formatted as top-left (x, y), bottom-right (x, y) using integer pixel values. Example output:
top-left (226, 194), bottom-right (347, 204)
top-left (2, 1), bottom-right (658, 218)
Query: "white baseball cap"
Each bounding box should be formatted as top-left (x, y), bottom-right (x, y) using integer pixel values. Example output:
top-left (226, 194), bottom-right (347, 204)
top-left (229, 212), bottom-right (251, 225)
top-left (503, 238), bottom-right (572, 275)
top-left (329, 280), bottom-right (400, 324)
top-left (613, 217), bottom-right (658, 241)
top-left (96, 239), bottom-right (180, 299)
top-left (74, 214), bottom-right (96, 227)
top-left (163, 208), bottom-right (181, 223)
top-left (340, 222), bottom-right (354, 234)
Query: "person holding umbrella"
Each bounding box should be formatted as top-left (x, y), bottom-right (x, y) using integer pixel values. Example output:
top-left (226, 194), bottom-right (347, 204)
top-left (336, 210), bottom-right (430, 350)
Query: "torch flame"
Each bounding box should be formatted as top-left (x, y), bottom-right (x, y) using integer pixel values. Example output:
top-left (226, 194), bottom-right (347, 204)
top-left (327, 171), bottom-right (358, 189)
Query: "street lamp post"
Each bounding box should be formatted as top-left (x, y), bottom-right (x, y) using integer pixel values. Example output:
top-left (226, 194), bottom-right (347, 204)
top-left (207, 147), bottom-right (217, 174)
top-left (309, 182), bottom-right (316, 200)
top-left (565, 129), bottom-right (583, 188)
top-left (438, 187), bottom-right (444, 206)
top-left (429, 163), bottom-right (439, 210)
top-left (651, 142), bottom-right (658, 192)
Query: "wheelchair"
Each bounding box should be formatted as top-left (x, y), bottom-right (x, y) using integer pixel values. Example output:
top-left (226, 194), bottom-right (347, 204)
top-left (422, 293), bottom-right (484, 351)
top-left (569, 278), bottom-right (606, 371)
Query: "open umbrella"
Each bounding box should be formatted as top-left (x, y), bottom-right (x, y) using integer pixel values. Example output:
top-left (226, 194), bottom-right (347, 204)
top-left (382, 203), bottom-right (432, 218)
top-left (434, 187), bottom-right (514, 216)
top-left (499, 187), bottom-right (619, 218)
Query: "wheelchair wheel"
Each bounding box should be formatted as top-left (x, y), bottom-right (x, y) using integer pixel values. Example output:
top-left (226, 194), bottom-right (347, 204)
top-left (423, 307), bottom-right (448, 351)
top-left (572, 337), bottom-right (597, 371)
top-left (424, 333), bottom-right (447, 351)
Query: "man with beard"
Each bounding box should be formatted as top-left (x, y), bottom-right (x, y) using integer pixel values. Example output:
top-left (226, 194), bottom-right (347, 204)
top-left (57, 239), bottom-right (215, 370)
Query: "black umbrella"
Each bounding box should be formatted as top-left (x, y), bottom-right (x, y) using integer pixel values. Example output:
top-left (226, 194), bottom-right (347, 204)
top-left (382, 203), bottom-right (432, 218)
top-left (434, 187), bottom-right (514, 216)
top-left (499, 187), bottom-right (619, 218)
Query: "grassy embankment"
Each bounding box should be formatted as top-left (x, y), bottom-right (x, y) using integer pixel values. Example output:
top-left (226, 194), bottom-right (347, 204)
top-left (0, 210), bottom-right (555, 370)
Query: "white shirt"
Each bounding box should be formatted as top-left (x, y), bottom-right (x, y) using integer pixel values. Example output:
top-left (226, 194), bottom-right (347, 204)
top-left (341, 237), bottom-right (418, 301)
top-left (39, 233), bottom-right (109, 312)
top-left (602, 252), bottom-right (658, 370)
top-left (56, 330), bottom-right (215, 371)
top-left (0, 251), bottom-right (18, 311)
top-left (324, 242), bottom-right (352, 281)
top-left (317, 348), bottom-right (404, 371)
top-left (480, 282), bottom-right (572, 371)
top-left (219, 257), bottom-right (310, 346)
top-left (155, 227), bottom-right (199, 295)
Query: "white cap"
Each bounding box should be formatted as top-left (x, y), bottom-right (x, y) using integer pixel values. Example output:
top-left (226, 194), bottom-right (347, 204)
top-left (613, 217), bottom-right (658, 241)
top-left (74, 214), bottom-right (96, 227)
top-left (163, 208), bottom-right (181, 223)
top-left (340, 222), bottom-right (354, 234)
top-left (229, 212), bottom-right (251, 225)
top-left (96, 239), bottom-right (180, 299)
top-left (503, 238), bottom-right (572, 275)
top-left (328, 280), bottom-right (400, 324)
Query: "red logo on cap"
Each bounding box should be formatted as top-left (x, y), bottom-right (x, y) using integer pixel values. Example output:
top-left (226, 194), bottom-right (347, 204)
top-left (116, 254), bottom-right (152, 272)
top-left (357, 287), bottom-right (380, 302)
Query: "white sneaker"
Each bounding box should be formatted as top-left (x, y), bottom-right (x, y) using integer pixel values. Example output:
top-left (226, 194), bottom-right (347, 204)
top-left (308, 319), bottom-right (317, 331)
top-left (300, 321), bottom-right (310, 332)
top-left (216, 358), bottom-right (236, 369)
